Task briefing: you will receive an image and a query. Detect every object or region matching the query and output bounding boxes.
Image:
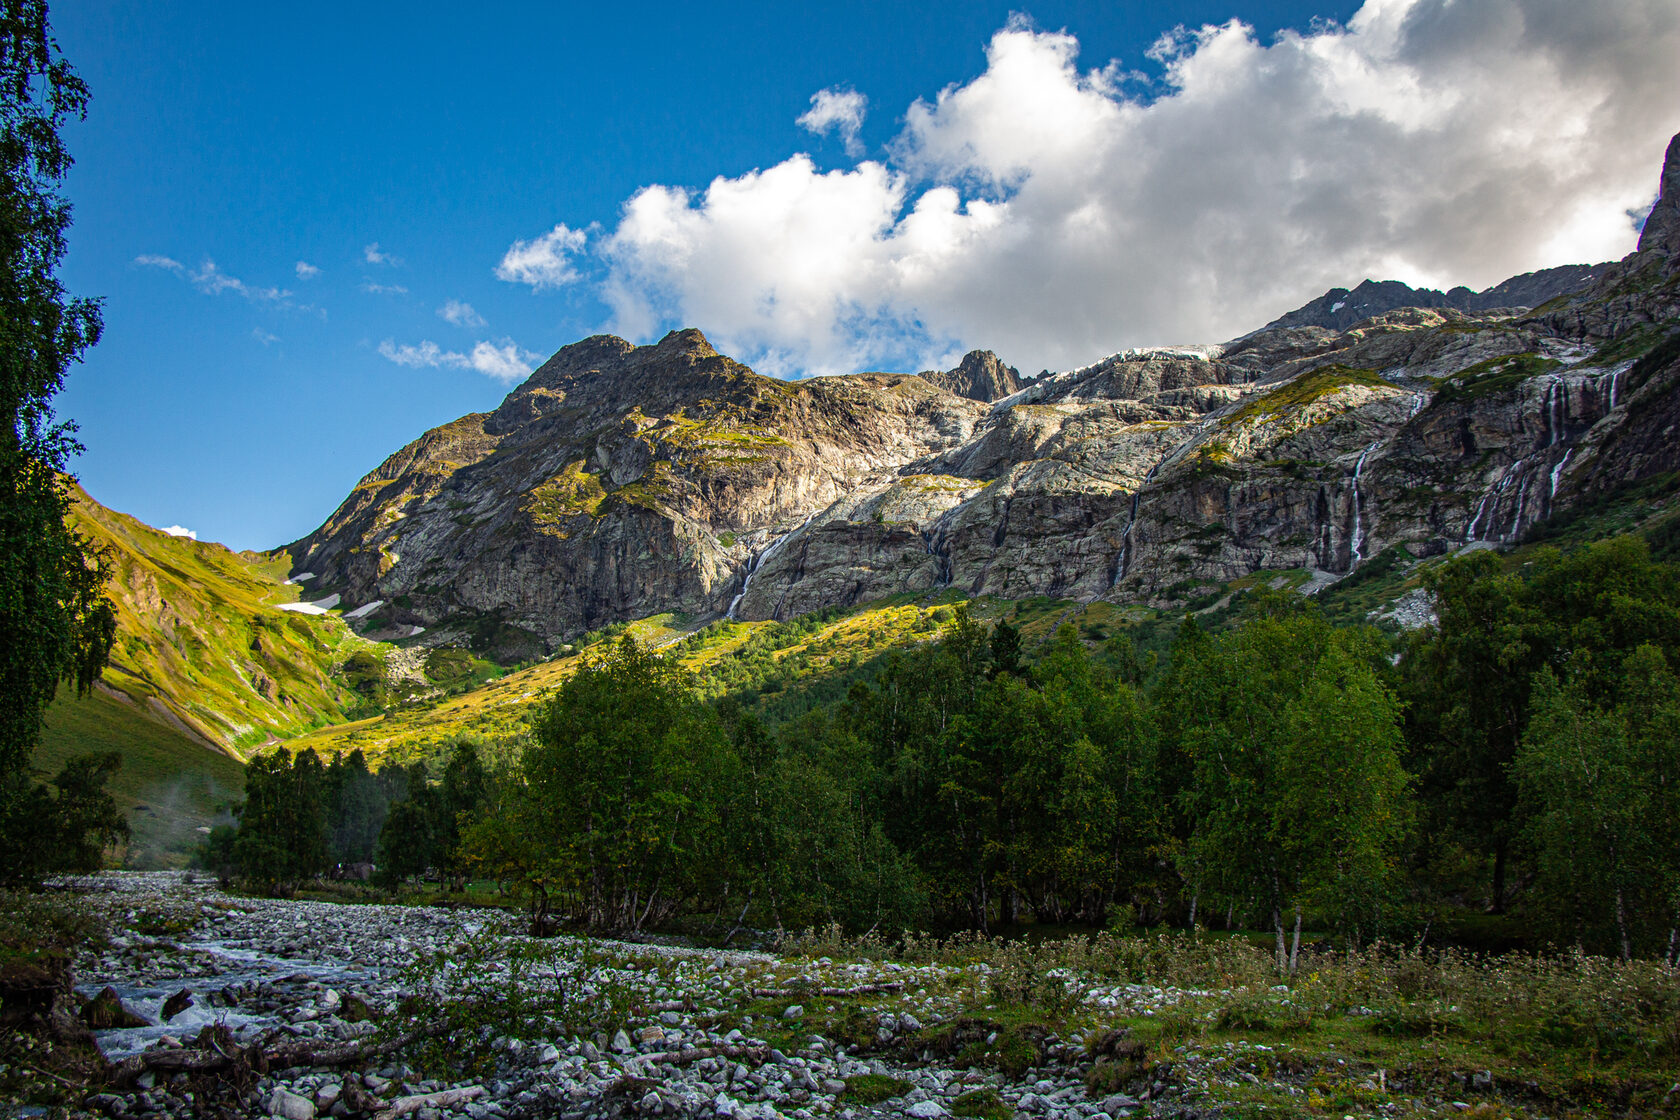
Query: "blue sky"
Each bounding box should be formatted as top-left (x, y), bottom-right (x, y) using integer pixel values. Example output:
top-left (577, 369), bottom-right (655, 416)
top-left (51, 1), bottom-right (1680, 551)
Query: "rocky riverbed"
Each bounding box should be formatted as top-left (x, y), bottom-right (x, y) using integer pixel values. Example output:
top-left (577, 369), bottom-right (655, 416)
top-left (39, 873), bottom-right (1510, 1120)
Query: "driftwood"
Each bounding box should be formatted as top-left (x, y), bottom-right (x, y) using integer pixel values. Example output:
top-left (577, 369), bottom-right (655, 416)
top-left (749, 983), bottom-right (903, 998)
top-left (106, 1026), bottom-right (432, 1088)
top-left (374, 1085), bottom-right (486, 1120)
top-left (640, 1043), bottom-right (770, 1066)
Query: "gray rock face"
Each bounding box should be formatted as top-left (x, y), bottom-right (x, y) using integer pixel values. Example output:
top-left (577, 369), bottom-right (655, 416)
top-left (287, 330), bottom-right (987, 654)
top-left (289, 143), bottom-right (1680, 643)
top-left (1637, 132), bottom-right (1680, 258)
top-left (919, 350), bottom-right (1024, 403)
top-left (1262, 265), bottom-right (1609, 333)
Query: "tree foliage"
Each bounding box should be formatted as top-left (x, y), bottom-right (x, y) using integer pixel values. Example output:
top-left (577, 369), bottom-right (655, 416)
top-left (217, 531), bottom-right (1680, 960)
top-left (0, 0), bottom-right (115, 886)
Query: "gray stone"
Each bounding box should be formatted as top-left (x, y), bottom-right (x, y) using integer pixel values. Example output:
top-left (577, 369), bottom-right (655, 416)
top-left (268, 1087), bottom-right (316, 1120)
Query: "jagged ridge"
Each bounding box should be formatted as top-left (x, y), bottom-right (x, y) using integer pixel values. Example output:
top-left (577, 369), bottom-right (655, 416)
top-left (285, 134), bottom-right (1680, 653)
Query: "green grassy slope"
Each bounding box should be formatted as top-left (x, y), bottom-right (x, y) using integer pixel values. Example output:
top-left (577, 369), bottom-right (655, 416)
top-left (36, 685), bottom-right (245, 869)
top-left (69, 484), bottom-right (375, 755)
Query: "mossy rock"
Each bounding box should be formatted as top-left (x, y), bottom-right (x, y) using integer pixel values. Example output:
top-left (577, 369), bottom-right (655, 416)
top-left (917, 1016), bottom-right (1050, 1078)
top-left (81, 986), bottom-right (148, 1030)
top-left (952, 1088), bottom-right (1013, 1120)
top-left (841, 1074), bottom-right (911, 1104)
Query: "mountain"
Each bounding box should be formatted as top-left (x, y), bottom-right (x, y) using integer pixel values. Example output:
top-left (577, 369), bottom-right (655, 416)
top-left (68, 486), bottom-right (370, 754)
top-left (285, 134), bottom-right (1680, 656)
top-left (918, 350), bottom-right (1024, 402)
top-left (1259, 263), bottom-right (1610, 333)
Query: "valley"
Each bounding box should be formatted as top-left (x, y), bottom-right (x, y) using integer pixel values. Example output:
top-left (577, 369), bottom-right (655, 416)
top-left (51, 136), bottom-right (1680, 873)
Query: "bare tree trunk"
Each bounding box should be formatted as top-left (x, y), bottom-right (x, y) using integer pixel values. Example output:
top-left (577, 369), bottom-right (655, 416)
top-left (1273, 907), bottom-right (1287, 973)
top-left (1288, 909), bottom-right (1303, 973)
top-left (1615, 885), bottom-right (1632, 962)
top-left (1491, 839), bottom-right (1507, 914)
top-left (1187, 888), bottom-right (1199, 932)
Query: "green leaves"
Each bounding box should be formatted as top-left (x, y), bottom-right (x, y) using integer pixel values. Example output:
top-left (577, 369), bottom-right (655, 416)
top-left (1173, 603), bottom-right (1411, 948)
top-left (0, 0), bottom-right (113, 884)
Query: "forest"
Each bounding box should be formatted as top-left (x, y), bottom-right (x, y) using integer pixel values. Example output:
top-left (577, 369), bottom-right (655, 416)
top-left (216, 534), bottom-right (1680, 965)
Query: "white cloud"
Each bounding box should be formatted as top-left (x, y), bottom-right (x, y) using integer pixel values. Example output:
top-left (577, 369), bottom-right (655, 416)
top-left (134, 254), bottom-right (184, 273)
top-left (798, 87), bottom-right (868, 157)
top-left (361, 282), bottom-right (409, 296)
top-left (161, 525), bottom-right (197, 540)
top-left (465, 340), bottom-right (540, 382)
top-left (363, 242), bottom-right (400, 266)
top-left (135, 255), bottom-right (292, 302)
top-left (582, 1), bottom-right (1680, 376)
top-left (190, 260), bottom-right (289, 301)
top-left (295, 261), bottom-right (320, 279)
top-left (438, 298), bottom-right (486, 328)
top-left (496, 224), bottom-right (588, 289)
top-left (378, 336), bottom-right (542, 384)
top-left (252, 328), bottom-right (279, 345)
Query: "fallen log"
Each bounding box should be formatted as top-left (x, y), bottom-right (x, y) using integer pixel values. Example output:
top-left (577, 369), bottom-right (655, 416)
top-left (374, 1085), bottom-right (486, 1120)
top-left (105, 1026), bottom-right (435, 1088)
top-left (641, 1043), bottom-right (770, 1066)
top-left (749, 983), bottom-right (903, 998)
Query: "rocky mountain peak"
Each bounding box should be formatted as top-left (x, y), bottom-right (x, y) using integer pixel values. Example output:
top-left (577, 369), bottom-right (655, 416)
top-left (1637, 131), bottom-right (1680, 258)
top-left (1262, 264), bottom-right (1608, 334)
top-left (491, 328), bottom-right (754, 435)
top-left (919, 349), bottom-right (1024, 402)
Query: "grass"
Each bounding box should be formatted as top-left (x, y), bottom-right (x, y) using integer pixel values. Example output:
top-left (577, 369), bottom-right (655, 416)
top-left (782, 926), bottom-right (1680, 1120)
top-left (69, 483), bottom-right (382, 753)
top-left (1222, 366), bottom-right (1394, 428)
top-left (524, 459), bottom-right (608, 523)
top-left (1429, 353), bottom-right (1560, 408)
top-left (841, 1073), bottom-right (912, 1104)
top-left (35, 684), bottom-right (245, 869)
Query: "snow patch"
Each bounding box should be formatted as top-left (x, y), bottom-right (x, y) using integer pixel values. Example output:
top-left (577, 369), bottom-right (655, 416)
top-left (277, 593), bottom-right (340, 615)
top-left (1330, 300), bottom-right (1346, 313)
top-left (344, 600), bottom-right (385, 620)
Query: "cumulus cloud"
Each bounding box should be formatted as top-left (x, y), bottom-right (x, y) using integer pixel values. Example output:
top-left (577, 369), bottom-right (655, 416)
top-left (798, 87), bottom-right (868, 156)
top-left (252, 328), bottom-right (279, 345)
top-left (438, 298), bottom-right (487, 328)
top-left (161, 525), bottom-right (197, 540)
top-left (583, 1), bottom-right (1680, 376)
top-left (363, 242), bottom-right (400, 266)
top-left (496, 224), bottom-right (588, 289)
top-left (378, 336), bottom-right (542, 384)
top-left (295, 261), bottom-right (320, 279)
top-left (361, 282), bottom-right (409, 296)
top-left (465, 340), bottom-right (540, 382)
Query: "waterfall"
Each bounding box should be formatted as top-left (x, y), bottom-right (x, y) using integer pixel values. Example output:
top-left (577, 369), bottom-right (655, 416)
top-left (1545, 378), bottom-right (1565, 446)
top-left (921, 510), bottom-right (956, 588)
top-left (1548, 449), bottom-right (1573, 503)
top-left (1507, 469), bottom-right (1531, 541)
top-left (1467, 462), bottom-right (1523, 542)
top-left (1544, 448), bottom-right (1574, 521)
top-left (1110, 419), bottom-right (1216, 588)
top-left (725, 515), bottom-right (814, 621)
top-left (1112, 461), bottom-right (1162, 586)
top-left (1348, 442), bottom-right (1380, 567)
